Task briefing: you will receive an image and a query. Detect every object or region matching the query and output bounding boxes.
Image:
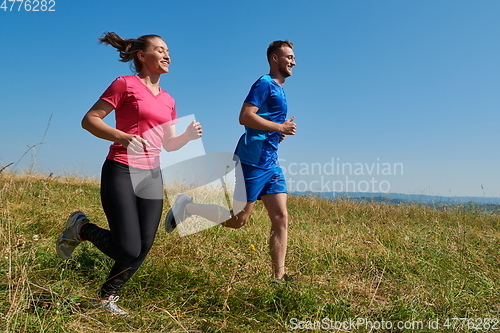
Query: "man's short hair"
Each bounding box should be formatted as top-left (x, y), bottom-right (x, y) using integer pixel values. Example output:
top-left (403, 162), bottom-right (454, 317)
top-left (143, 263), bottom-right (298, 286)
top-left (267, 40), bottom-right (294, 61)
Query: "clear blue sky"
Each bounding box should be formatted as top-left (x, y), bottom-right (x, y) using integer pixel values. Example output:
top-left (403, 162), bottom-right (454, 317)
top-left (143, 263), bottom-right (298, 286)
top-left (1, 0), bottom-right (499, 197)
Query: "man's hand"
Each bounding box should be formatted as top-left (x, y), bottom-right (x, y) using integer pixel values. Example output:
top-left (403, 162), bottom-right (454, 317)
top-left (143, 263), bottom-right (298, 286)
top-left (280, 116), bottom-right (296, 135)
top-left (279, 133), bottom-right (286, 143)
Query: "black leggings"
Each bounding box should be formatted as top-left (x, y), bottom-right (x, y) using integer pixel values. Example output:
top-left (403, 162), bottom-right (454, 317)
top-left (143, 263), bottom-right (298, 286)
top-left (80, 159), bottom-right (163, 297)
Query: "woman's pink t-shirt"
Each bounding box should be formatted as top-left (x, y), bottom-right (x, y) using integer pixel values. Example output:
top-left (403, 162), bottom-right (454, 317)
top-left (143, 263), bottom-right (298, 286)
top-left (100, 75), bottom-right (177, 169)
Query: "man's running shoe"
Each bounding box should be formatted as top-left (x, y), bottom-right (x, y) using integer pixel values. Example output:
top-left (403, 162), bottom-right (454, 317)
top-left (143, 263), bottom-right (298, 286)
top-left (56, 211), bottom-right (88, 259)
top-left (165, 194), bottom-right (192, 233)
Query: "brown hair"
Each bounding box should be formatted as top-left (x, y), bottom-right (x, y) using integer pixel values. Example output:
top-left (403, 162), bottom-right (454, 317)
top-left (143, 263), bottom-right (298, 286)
top-left (266, 40), bottom-right (294, 61)
top-left (98, 32), bottom-right (164, 73)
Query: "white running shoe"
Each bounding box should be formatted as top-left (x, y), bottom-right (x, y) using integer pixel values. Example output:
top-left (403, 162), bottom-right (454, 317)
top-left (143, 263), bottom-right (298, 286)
top-left (56, 211), bottom-right (88, 259)
top-left (90, 295), bottom-right (130, 317)
top-left (165, 194), bottom-right (193, 233)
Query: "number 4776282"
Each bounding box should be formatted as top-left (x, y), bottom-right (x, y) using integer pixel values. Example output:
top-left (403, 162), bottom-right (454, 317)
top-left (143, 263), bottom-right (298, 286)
top-left (0, 0), bottom-right (56, 11)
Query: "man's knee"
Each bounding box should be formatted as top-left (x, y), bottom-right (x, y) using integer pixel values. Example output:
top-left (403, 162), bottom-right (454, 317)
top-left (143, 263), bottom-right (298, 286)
top-left (269, 210), bottom-right (288, 224)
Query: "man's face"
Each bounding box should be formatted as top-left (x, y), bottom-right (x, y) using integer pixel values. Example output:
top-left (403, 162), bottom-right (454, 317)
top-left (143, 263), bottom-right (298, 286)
top-left (276, 46), bottom-right (296, 78)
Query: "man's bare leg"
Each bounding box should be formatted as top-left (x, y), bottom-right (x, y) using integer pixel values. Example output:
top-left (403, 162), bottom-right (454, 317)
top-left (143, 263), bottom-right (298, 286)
top-left (185, 200), bottom-right (254, 229)
top-left (222, 201), bottom-right (255, 229)
top-left (261, 193), bottom-right (288, 279)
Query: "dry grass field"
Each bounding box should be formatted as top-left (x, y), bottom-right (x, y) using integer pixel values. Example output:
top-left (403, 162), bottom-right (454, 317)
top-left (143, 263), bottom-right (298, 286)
top-left (1, 172), bottom-right (500, 332)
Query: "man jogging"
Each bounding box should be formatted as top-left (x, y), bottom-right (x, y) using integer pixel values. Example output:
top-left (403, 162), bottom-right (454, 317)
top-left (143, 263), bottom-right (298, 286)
top-left (167, 40), bottom-right (296, 280)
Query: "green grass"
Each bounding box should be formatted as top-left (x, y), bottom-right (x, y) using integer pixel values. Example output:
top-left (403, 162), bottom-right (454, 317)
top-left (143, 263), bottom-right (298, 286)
top-left (1, 172), bottom-right (500, 332)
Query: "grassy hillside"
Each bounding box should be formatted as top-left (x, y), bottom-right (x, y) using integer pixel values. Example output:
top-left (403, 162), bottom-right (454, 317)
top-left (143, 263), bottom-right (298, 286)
top-left (1, 173), bottom-right (500, 332)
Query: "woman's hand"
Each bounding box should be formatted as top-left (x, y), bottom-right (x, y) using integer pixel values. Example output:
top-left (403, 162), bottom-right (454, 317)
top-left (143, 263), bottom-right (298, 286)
top-left (185, 120), bottom-right (203, 140)
top-left (118, 134), bottom-right (150, 154)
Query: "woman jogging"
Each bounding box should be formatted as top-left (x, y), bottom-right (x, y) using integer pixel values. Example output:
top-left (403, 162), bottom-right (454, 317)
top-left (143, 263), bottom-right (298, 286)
top-left (56, 32), bottom-right (202, 315)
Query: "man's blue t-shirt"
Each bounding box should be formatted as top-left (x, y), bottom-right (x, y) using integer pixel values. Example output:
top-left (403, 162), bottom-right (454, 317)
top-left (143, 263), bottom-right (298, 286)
top-left (235, 74), bottom-right (288, 169)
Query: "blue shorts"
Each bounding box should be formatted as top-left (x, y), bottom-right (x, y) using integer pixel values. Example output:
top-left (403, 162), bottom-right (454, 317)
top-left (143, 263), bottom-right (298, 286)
top-left (238, 164), bottom-right (287, 203)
